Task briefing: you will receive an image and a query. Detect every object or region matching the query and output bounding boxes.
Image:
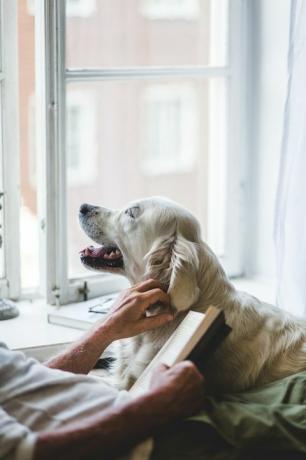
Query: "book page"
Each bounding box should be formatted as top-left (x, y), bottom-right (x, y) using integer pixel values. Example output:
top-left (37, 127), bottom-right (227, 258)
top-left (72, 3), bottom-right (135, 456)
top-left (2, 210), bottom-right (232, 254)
top-left (130, 310), bottom-right (205, 395)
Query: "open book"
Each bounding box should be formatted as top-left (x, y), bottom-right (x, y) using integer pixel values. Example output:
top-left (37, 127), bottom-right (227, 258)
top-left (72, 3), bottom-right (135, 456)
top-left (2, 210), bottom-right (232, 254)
top-left (130, 306), bottom-right (231, 396)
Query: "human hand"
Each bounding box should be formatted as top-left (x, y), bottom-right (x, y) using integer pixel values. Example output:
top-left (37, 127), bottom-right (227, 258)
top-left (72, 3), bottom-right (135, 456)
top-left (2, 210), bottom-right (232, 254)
top-left (149, 361), bottom-right (205, 420)
top-left (101, 279), bottom-right (173, 341)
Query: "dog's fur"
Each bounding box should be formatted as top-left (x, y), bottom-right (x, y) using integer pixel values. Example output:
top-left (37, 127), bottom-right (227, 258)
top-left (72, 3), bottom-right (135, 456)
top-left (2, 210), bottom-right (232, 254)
top-left (79, 197), bottom-right (306, 392)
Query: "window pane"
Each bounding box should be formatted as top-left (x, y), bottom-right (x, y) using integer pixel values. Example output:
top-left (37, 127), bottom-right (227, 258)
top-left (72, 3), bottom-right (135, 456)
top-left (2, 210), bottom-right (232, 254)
top-left (66, 0), bottom-right (228, 68)
top-left (18, 0), bottom-right (39, 290)
top-left (66, 78), bottom-right (228, 278)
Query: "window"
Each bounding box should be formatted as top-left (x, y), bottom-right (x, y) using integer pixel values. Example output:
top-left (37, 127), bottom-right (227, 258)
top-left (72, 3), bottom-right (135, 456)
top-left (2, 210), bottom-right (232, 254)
top-left (66, 91), bottom-right (97, 186)
top-left (141, 0), bottom-right (200, 20)
top-left (66, 0), bottom-right (96, 17)
top-left (1, 0), bottom-right (249, 306)
top-left (33, 0), bottom-right (249, 306)
top-left (141, 83), bottom-right (198, 175)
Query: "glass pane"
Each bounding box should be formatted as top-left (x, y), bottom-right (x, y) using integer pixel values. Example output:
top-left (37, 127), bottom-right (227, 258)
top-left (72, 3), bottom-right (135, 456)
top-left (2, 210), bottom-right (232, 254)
top-left (66, 78), bottom-right (227, 278)
top-left (66, 0), bottom-right (228, 68)
top-left (18, 0), bottom-right (39, 290)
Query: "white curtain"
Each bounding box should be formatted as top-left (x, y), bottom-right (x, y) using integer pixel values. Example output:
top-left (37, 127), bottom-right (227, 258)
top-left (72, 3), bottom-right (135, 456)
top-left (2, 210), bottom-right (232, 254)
top-left (275, 0), bottom-right (306, 317)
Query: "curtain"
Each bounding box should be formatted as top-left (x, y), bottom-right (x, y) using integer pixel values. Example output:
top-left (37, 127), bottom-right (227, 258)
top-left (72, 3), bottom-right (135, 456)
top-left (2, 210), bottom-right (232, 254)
top-left (275, 0), bottom-right (306, 317)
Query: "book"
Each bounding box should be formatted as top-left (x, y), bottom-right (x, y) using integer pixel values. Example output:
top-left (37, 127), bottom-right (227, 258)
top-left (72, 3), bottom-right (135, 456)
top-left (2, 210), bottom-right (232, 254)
top-left (130, 306), bottom-right (231, 395)
top-left (47, 293), bottom-right (120, 330)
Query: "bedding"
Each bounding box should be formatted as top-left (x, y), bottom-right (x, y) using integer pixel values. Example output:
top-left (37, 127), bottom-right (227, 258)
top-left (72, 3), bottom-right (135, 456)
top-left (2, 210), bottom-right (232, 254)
top-left (151, 371), bottom-right (306, 460)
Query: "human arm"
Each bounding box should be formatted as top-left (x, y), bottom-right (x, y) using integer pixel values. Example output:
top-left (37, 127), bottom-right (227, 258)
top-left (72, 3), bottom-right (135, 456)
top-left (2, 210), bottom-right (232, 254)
top-left (33, 361), bottom-right (205, 460)
top-left (46, 280), bottom-right (173, 374)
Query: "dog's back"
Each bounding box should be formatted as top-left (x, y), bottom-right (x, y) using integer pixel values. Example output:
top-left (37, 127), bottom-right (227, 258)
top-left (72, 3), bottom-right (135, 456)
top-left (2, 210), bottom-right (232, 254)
top-left (194, 283), bottom-right (306, 392)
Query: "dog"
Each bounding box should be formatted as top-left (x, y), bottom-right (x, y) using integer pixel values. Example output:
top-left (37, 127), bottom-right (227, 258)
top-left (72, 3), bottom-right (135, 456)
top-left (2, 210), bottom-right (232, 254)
top-left (79, 196), bottom-right (306, 393)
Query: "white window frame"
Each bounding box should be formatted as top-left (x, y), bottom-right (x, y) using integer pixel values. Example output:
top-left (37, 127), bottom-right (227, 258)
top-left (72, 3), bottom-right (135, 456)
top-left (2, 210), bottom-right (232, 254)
top-left (36, 0), bottom-right (250, 305)
top-left (0, 0), bottom-right (20, 300)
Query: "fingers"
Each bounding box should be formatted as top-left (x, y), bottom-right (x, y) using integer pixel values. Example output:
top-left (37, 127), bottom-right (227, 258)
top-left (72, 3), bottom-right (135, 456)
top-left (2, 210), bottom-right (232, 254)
top-left (140, 312), bottom-right (173, 330)
top-left (127, 279), bottom-right (170, 311)
top-left (174, 360), bottom-right (205, 383)
top-left (138, 288), bottom-right (170, 311)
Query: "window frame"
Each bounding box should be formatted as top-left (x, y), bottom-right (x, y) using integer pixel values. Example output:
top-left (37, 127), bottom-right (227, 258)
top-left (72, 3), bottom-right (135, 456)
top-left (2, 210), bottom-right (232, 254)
top-left (0, 0), bottom-right (20, 300)
top-left (222, 0), bottom-right (251, 276)
top-left (36, 0), bottom-right (250, 306)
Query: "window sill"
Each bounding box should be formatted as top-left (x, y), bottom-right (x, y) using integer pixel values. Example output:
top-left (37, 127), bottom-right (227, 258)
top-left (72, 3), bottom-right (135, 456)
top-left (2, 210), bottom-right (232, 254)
top-left (0, 299), bottom-right (82, 353)
top-left (0, 276), bottom-right (276, 354)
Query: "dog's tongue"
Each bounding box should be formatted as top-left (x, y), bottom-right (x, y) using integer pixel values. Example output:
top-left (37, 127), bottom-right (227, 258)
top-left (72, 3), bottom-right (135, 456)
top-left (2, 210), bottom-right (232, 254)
top-left (82, 246), bottom-right (104, 258)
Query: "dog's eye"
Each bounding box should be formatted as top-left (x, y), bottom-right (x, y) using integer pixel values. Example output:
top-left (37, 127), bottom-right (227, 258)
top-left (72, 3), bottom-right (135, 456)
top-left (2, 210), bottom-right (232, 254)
top-left (125, 206), bottom-right (140, 219)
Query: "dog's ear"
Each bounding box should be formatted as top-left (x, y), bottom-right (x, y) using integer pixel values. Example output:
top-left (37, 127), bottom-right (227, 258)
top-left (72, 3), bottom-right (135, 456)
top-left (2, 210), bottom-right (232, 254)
top-left (168, 234), bottom-right (200, 311)
top-left (145, 234), bottom-right (200, 312)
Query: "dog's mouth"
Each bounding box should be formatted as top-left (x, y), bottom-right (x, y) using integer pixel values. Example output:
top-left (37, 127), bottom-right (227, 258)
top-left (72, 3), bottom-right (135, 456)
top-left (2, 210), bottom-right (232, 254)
top-left (79, 244), bottom-right (124, 271)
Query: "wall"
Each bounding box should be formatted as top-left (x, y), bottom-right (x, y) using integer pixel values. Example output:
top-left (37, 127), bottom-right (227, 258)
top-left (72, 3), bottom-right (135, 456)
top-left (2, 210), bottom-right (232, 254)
top-left (246, 0), bottom-right (290, 281)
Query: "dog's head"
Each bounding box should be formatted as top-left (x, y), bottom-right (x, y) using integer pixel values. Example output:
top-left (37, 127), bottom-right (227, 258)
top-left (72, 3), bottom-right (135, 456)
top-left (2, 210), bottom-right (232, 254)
top-left (79, 197), bottom-right (201, 312)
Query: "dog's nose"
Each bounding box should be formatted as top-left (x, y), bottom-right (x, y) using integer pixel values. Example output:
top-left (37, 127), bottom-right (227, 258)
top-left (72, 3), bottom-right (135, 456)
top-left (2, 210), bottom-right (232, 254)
top-left (79, 203), bottom-right (95, 215)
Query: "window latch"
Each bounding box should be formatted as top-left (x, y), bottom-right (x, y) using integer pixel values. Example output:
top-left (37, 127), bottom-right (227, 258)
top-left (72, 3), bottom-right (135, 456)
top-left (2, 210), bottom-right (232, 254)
top-left (78, 281), bottom-right (89, 301)
top-left (52, 286), bottom-right (61, 307)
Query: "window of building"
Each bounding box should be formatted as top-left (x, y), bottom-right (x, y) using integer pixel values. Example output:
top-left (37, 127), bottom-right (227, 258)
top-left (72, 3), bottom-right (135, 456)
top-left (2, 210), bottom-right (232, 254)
top-left (66, 0), bottom-right (96, 17)
top-left (141, 0), bottom-right (200, 20)
top-left (66, 91), bottom-right (97, 187)
top-left (141, 83), bottom-right (198, 175)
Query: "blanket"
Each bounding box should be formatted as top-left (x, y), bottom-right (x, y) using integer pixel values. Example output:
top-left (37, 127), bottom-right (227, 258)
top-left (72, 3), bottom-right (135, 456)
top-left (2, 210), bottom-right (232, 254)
top-left (151, 371), bottom-right (306, 460)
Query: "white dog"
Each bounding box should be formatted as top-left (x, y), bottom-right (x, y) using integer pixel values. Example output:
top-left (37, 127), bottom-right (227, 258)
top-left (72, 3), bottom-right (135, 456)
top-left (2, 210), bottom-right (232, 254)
top-left (79, 197), bottom-right (306, 392)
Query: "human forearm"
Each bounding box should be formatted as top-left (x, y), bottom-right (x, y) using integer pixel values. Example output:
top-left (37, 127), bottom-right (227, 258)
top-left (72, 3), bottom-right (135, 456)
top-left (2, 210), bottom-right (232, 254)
top-left (46, 323), bottom-right (114, 374)
top-left (33, 388), bottom-right (179, 460)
